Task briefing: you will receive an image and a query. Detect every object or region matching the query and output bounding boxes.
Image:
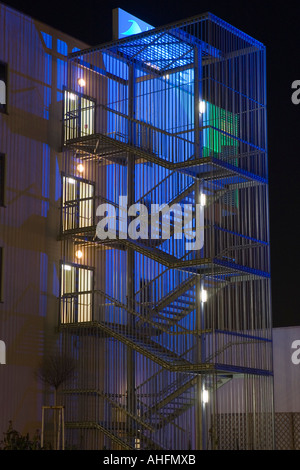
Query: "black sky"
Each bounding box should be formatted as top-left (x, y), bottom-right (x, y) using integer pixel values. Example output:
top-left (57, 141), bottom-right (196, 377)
top-left (2, 0), bottom-right (300, 328)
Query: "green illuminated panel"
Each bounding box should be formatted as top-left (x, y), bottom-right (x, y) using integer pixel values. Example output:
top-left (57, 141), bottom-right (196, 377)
top-left (203, 103), bottom-right (239, 209)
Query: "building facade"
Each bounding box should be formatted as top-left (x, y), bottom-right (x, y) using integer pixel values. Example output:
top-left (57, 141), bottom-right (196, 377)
top-left (0, 4), bottom-right (276, 450)
top-left (0, 2), bottom-right (87, 442)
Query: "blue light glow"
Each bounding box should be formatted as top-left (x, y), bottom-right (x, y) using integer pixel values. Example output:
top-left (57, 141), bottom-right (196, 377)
top-left (116, 8), bottom-right (154, 39)
top-left (41, 144), bottom-right (50, 217)
top-left (57, 39), bottom-right (68, 56)
top-left (41, 31), bottom-right (52, 49)
top-left (57, 58), bottom-right (65, 92)
top-left (39, 253), bottom-right (48, 316)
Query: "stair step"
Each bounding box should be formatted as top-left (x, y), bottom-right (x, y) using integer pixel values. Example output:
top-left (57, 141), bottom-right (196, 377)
top-left (160, 308), bottom-right (189, 315)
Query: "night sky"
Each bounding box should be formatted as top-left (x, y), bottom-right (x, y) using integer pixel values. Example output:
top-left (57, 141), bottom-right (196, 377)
top-left (2, 0), bottom-right (300, 328)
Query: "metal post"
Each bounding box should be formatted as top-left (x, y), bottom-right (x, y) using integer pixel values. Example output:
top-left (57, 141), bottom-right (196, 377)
top-left (194, 44), bottom-right (206, 450)
top-left (62, 406), bottom-right (65, 451)
top-left (127, 63), bottom-right (136, 446)
top-left (41, 407), bottom-right (45, 449)
top-left (41, 406), bottom-right (65, 450)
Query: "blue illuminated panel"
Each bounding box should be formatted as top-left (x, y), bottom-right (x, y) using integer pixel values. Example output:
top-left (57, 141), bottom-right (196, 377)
top-left (113, 8), bottom-right (154, 40)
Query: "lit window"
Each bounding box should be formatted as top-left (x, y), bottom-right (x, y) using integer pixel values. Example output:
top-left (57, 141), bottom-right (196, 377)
top-left (62, 175), bottom-right (94, 231)
top-left (0, 62), bottom-right (7, 113)
top-left (68, 93), bottom-right (77, 101)
top-left (64, 90), bottom-right (95, 142)
top-left (60, 263), bottom-right (93, 323)
top-left (66, 177), bottom-right (76, 185)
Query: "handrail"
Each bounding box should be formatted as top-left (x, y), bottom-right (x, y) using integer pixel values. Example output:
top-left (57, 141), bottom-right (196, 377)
top-left (95, 288), bottom-right (200, 338)
top-left (62, 388), bottom-right (154, 432)
top-left (98, 103), bottom-right (195, 144)
top-left (134, 251), bottom-right (192, 297)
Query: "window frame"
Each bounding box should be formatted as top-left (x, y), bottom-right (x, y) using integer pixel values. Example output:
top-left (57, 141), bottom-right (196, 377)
top-left (0, 247), bottom-right (3, 302)
top-left (0, 60), bottom-right (8, 114)
top-left (63, 87), bottom-right (96, 144)
top-left (59, 260), bottom-right (95, 324)
top-left (0, 153), bottom-right (6, 207)
top-left (60, 172), bottom-right (95, 234)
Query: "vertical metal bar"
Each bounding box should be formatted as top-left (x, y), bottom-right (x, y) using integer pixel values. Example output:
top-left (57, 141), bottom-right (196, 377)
top-left (41, 407), bottom-right (45, 449)
top-left (62, 407), bottom-right (65, 451)
top-left (127, 63), bottom-right (136, 446)
top-left (194, 43), bottom-right (205, 451)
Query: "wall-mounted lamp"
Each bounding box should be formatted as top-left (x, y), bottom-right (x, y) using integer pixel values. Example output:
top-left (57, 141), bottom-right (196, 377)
top-left (78, 78), bottom-right (86, 87)
top-left (75, 250), bottom-right (83, 259)
top-left (199, 100), bottom-right (206, 114)
top-left (77, 163), bottom-right (84, 173)
top-left (202, 389), bottom-right (209, 404)
top-left (200, 289), bottom-right (208, 303)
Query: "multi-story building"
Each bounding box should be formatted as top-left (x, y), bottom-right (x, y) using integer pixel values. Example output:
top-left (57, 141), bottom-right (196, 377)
top-left (1, 4), bottom-right (276, 450)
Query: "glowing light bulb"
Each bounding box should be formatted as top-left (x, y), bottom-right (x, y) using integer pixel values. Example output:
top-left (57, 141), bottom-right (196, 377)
top-left (78, 78), bottom-right (86, 87)
top-left (199, 100), bottom-right (206, 114)
top-left (202, 389), bottom-right (209, 404)
top-left (77, 163), bottom-right (84, 173)
top-left (200, 193), bottom-right (206, 206)
top-left (75, 250), bottom-right (83, 259)
top-left (69, 93), bottom-right (76, 101)
top-left (63, 264), bottom-right (71, 271)
top-left (201, 289), bottom-right (207, 303)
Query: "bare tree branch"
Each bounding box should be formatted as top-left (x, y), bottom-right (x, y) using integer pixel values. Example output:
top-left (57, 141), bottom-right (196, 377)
top-left (36, 353), bottom-right (76, 391)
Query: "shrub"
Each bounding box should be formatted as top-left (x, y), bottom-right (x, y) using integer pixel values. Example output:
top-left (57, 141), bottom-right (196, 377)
top-left (0, 421), bottom-right (41, 450)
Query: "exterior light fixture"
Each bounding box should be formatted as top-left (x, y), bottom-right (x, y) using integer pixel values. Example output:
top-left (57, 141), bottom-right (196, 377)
top-left (77, 78), bottom-right (86, 87)
top-left (200, 193), bottom-right (206, 206)
top-left (77, 163), bottom-right (84, 173)
top-left (75, 250), bottom-right (83, 259)
top-left (202, 389), bottom-right (209, 404)
top-left (63, 264), bottom-right (72, 271)
top-left (200, 289), bottom-right (208, 303)
top-left (69, 93), bottom-right (76, 101)
top-left (199, 100), bottom-right (206, 114)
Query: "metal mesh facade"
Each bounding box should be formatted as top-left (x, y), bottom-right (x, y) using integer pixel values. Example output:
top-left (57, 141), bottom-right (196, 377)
top-left (275, 413), bottom-right (300, 450)
top-left (59, 12), bottom-right (274, 449)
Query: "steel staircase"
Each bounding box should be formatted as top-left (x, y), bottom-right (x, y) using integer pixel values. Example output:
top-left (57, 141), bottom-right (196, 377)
top-left (61, 63), bottom-right (270, 449)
